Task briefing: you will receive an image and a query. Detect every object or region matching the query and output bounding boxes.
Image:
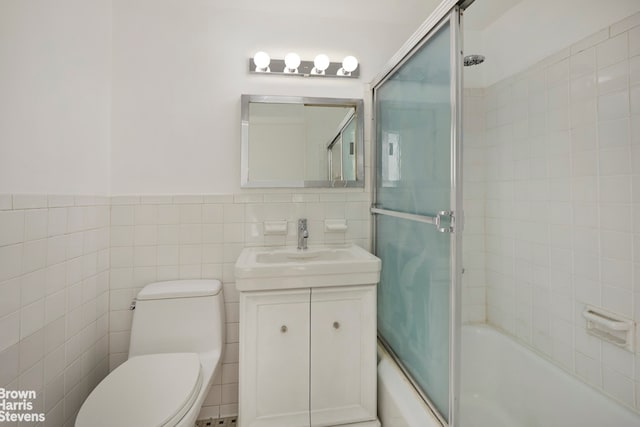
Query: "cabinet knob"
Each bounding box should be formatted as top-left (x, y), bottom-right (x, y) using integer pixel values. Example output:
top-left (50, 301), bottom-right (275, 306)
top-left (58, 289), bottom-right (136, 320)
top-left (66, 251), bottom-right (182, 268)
top-left (281, 325), bottom-right (288, 333)
top-left (333, 321), bottom-right (340, 330)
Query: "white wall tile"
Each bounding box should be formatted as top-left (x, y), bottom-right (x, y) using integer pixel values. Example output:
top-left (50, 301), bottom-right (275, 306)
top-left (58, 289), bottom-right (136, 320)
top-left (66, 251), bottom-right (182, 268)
top-left (0, 312), bottom-right (20, 353)
top-left (110, 205), bottom-right (134, 226)
top-left (13, 195), bottom-right (47, 210)
top-left (597, 33), bottom-right (629, 69)
top-left (202, 205), bottom-right (224, 223)
top-left (179, 205), bottom-right (202, 224)
top-left (598, 119), bottom-right (630, 148)
top-left (24, 209), bottom-right (48, 241)
top-left (0, 210), bottom-right (24, 246)
top-left (47, 208), bottom-right (68, 237)
top-left (601, 60), bottom-right (630, 98)
top-left (223, 223), bottom-right (244, 243)
top-left (173, 195), bottom-right (204, 204)
top-left (66, 207), bottom-right (85, 233)
top-left (134, 205), bottom-right (157, 225)
top-left (157, 245), bottom-right (179, 265)
top-left (203, 195), bottom-right (233, 204)
top-left (0, 344), bottom-right (19, 386)
top-left (631, 85), bottom-right (640, 115)
top-left (599, 148), bottom-right (631, 175)
top-left (598, 90), bottom-right (630, 121)
top-left (599, 175), bottom-right (631, 204)
top-left (0, 279), bottom-right (20, 323)
top-left (0, 195), bottom-right (12, 211)
top-left (571, 47), bottom-right (597, 78)
top-left (630, 25), bottom-right (640, 57)
top-left (156, 204), bottom-right (180, 224)
top-left (21, 269), bottom-right (45, 307)
top-left (20, 299), bottom-right (44, 339)
top-left (22, 239), bottom-right (47, 274)
top-left (134, 246), bottom-right (157, 267)
top-left (180, 224), bottom-right (203, 244)
top-left (223, 204), bottom-right (245, 223)
top-left (602, 286), bottom-right (633, 317)
top-left (603, 367), bottom-right (635, 407)
top-left (576, 351), bottom-right (603, 387)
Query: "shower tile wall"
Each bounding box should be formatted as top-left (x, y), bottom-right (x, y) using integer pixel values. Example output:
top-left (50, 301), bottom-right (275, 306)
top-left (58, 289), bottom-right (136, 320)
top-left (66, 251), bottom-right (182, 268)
top-left (108, 191), bottom-right (371, 420)
top-left (477, 13), bottom-right (640, 411)
top-left (0, 195), bottom-right (110, 427)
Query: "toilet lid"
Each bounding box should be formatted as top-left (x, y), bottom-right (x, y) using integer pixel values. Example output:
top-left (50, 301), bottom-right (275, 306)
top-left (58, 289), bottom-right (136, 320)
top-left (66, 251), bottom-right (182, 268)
top-left (76, 353), bottom-right (202, 427)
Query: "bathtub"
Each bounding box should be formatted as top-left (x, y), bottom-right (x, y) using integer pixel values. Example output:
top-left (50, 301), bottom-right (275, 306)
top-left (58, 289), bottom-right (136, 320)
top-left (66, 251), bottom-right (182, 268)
top-left (377, 342), bottom-right (441, 427)
top-left (378, 324), bottom-right (640, 427)
top-left (461, 324), bottom-right (640, 427)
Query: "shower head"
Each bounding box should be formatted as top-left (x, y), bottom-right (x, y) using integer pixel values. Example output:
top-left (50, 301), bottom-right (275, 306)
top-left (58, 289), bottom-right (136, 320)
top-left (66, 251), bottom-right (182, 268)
top-left (464, 54), bottom-right (485, 66)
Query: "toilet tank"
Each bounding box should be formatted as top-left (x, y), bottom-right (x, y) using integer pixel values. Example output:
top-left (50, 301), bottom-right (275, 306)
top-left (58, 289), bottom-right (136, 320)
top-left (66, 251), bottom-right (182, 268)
top-left (128, 280), bottom-right (225, 358)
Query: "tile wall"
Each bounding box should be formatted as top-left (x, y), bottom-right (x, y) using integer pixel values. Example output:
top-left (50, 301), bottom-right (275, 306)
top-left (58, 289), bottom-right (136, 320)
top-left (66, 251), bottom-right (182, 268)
top-left (0, 194), bottom-right (110, 427)
top-left (470, 12), bottom-right (640, 412)
top-left (107, 191), bottom-right (371, 420)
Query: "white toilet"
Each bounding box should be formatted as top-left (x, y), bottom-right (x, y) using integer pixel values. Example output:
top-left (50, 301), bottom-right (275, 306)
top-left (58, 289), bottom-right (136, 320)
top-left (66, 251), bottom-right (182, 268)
top-left (76, 279), bottom-right (225, 427)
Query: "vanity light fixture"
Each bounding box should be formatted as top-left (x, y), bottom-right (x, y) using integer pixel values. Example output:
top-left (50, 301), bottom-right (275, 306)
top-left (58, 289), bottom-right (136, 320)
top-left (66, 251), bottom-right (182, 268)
top-left (284, 52), bottom-right (301, 73)
top-left (312, 54), bottom-right (330, 75)
top-left (253, 51), bottom-right (271, 72)
top-left (337, 55), bottom-right (359, 76)
top-left (249, 52), bottom-right (359, 78)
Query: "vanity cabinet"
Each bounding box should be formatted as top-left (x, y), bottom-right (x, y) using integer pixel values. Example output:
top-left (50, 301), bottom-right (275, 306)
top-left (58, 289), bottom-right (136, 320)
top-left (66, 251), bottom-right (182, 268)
top-left (239, 285), bottom-right (377, 427)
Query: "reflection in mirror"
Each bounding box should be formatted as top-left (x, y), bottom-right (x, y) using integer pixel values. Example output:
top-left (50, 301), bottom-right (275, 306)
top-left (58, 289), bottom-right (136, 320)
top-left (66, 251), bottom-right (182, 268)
top-left (241, 95), bottom-right (364, 188)
top-left (328, 111), bottom-right (356, 181)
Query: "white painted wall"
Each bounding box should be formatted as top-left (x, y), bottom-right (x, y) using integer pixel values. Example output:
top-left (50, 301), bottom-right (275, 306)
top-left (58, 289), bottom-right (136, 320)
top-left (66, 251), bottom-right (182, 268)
top-left (0, 0), bottom-right (112, 195)
top-left (464, 0), bottom-right (640, 87)
top-left (109, 0), bottom-right (439, 194)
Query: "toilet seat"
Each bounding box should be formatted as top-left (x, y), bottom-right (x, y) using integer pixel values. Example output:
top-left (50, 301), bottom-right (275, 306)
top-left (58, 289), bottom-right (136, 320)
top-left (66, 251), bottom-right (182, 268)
top-left (76, 353), bottom-right (203, 427)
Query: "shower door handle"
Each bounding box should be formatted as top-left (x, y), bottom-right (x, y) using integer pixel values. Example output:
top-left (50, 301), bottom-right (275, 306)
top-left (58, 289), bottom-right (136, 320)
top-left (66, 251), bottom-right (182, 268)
top-left (434, 211), bottom-right (454, 233)
top-left (370, 207), bottom-right (455, 232)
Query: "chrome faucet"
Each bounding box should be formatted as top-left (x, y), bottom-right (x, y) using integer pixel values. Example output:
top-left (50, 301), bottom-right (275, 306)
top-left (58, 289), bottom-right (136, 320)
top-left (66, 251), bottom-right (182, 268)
top-left (297, 218), bottom-right (309, 250)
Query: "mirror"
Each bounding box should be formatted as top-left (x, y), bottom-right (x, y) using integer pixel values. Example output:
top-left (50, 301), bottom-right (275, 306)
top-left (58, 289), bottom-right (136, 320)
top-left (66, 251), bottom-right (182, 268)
top-left (241, 95), bottom-right (364, 188)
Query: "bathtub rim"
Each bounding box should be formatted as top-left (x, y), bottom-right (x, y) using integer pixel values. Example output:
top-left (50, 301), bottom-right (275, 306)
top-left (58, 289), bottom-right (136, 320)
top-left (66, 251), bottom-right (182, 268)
top-left (377, 337), bottom-right (447, 426)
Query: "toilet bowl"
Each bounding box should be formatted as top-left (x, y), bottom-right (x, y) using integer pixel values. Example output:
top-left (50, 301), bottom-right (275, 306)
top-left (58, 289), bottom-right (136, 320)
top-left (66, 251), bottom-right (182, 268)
top-left (76, 280), bottom-right (225, 427)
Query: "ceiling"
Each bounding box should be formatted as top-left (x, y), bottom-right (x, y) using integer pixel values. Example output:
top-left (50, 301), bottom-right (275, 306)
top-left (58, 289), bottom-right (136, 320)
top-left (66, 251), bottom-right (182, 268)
top-left (463, 0), bottom-right (525, 30)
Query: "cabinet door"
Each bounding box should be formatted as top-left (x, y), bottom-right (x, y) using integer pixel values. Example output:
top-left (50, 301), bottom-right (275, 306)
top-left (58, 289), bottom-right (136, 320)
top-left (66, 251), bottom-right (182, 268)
top-left (310, 286), bottom-right (377, 426)
top-left (240, 289), bottom-right (311, 427)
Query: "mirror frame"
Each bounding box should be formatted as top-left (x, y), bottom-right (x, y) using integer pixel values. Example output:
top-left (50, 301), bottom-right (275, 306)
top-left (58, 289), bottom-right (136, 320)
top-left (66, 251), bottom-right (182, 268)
top-left (241, 94), bottom-right (365, 188)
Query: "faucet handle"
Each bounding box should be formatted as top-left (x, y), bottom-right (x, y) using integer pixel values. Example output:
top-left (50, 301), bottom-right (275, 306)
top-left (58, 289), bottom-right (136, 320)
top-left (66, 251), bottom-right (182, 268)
top-left (298, 218), bottom-right (307, 228)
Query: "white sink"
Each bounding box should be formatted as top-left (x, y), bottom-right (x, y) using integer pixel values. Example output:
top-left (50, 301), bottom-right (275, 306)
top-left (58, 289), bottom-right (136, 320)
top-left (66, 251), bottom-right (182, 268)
top-left (235, 244), bottom-right (381, 291)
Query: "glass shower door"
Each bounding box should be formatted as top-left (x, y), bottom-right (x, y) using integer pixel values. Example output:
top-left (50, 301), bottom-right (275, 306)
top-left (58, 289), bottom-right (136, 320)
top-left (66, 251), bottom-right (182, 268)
top-left (372, 7), bottom-right (462, 424)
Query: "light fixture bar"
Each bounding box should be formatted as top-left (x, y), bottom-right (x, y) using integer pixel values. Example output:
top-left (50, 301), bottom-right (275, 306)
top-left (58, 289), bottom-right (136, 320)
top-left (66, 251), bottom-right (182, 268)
top-left (248, 58), bottom-right (359, 78)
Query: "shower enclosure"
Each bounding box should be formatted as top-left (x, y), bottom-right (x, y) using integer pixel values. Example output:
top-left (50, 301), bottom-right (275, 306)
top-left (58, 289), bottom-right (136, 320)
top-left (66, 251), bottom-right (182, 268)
top-left (371, 0), bottom-right (468, 424)
top-left (374, 0), bottom-right (640, 425)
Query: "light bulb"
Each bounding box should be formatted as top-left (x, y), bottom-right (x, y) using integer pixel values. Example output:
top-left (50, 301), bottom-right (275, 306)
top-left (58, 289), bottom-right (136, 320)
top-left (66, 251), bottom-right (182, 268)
top-left (284, 52), bottom-right (301, 73)
top-left (342, 56), bottom-right (358, 73)
top-left (313, 54), bottom-right (330, 73)
top-left (253, 51), bottom-right (270, 72)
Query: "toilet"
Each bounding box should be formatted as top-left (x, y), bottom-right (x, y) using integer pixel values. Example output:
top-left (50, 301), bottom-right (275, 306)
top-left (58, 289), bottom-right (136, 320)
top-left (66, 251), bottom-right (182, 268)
top-left (76, 279), bottom-right (225, 427)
